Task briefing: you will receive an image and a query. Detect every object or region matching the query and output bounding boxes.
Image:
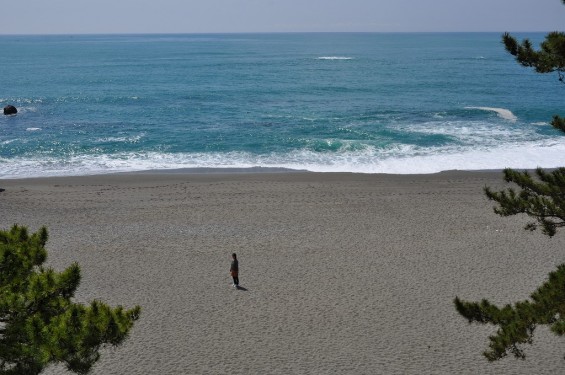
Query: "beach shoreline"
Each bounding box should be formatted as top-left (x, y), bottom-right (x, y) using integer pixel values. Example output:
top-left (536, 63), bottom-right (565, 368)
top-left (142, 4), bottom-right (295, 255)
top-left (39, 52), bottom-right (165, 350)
top-left (0, 166), bottom-right (509, 183)
top-left (0, 165), bottom-right (510, 181)
top-left (2, 170), bottom-right (564, 374)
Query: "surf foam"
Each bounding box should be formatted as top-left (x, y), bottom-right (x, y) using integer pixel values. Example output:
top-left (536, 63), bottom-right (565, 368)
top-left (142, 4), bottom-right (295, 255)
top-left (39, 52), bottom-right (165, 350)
top-left (2, 138), bottom-right (565, 178)
top-left (465, 107), bottom-right (518, 122)
top-left (317, 56), bottom-right (353, 60)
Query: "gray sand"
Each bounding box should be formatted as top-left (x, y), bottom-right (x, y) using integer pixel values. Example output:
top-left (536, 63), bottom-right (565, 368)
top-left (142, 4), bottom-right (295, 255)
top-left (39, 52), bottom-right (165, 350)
top-left (1, 171), bottom-right (564, 374)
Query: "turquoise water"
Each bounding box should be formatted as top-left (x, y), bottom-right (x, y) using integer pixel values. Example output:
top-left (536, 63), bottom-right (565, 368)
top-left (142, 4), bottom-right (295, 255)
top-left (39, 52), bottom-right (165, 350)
top-left (1, 33), bottom-right (564, 178)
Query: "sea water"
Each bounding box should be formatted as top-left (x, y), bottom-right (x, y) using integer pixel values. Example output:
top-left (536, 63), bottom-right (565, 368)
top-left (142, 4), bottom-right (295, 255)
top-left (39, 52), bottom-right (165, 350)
top-left (1, 32), bottom-right (564, 178)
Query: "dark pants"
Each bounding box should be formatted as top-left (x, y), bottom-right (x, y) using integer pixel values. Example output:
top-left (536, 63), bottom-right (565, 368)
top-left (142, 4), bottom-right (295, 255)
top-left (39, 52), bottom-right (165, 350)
top-left (232, 276), bottom-right (239, 286)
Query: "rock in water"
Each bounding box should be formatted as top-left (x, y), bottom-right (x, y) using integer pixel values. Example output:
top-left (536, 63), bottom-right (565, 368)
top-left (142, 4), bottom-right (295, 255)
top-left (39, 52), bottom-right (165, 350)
top-left (3, 105), bottom-right (17, 115)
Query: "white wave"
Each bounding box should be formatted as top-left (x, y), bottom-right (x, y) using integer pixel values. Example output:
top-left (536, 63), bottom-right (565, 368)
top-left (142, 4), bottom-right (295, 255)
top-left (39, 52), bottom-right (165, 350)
top-left (25, 128), bottom-right (41, 131)
top-left (2, 138), bottom-right (565, 178)
top-left (317, 56), bottom-right (353, 60)
top-left (95, 134), bottom-right (144, 143)
top-left (465, 106), bottom-right (517, 122)
top-left (397, 120), bottom-right (533, 147)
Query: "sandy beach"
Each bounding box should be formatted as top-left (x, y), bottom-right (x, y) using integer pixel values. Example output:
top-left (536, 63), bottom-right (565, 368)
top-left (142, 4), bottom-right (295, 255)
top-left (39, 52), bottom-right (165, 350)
top-left (1, 170), bottom-right (564, 374)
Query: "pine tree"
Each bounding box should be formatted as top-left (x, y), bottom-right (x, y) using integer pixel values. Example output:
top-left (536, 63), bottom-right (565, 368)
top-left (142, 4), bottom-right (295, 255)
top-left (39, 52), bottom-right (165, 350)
top-left (0, 225), bottom-right (141, 374)
top-left (454, 1), bottom-right (565, 361)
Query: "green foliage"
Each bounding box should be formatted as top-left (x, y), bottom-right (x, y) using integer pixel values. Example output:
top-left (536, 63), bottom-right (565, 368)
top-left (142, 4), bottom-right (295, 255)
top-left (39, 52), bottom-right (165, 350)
top-left (455, 264), bottom-right (565, 361)
top-left (454, 1), bottom-right (565, 361)
top-left (551, 115), bottom-right (565, 133)
top-left (484, 167), bottom-right (565, 237)
top-left (0, 225), bottom-right (141, 374)
top-left (502, 31), bottom-right (565, 75)
top-left (502, 10), bottom-right (565, 134)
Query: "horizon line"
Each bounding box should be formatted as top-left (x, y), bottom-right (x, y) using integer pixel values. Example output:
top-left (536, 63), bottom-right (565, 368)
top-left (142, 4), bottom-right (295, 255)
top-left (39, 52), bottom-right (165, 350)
top-left (0, 30), bottom-right (557, 37)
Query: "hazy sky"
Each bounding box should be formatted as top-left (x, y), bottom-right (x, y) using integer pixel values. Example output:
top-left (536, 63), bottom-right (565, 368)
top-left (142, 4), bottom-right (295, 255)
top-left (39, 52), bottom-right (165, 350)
top-left (3, 0), bottom-right (564, 35)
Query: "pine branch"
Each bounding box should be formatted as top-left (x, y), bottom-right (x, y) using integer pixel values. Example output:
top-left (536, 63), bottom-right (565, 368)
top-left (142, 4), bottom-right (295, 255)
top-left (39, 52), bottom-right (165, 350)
top-left (457, 3), bottom-right (565, 363)
top-left (502, 31), bottom-right (565, 80)
top-left (0, 226), bottom-right (141, 374)
top-left (454, 264), bottom-right (565, 360)
top-left (484, 168), bottom-right (565, 236)
top-left (551, 115), bottom-right (565, 132)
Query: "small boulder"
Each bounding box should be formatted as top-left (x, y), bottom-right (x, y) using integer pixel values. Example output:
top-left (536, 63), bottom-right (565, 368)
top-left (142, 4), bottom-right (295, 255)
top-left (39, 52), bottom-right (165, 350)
top-left (3, 105), bottom-right (17, 115)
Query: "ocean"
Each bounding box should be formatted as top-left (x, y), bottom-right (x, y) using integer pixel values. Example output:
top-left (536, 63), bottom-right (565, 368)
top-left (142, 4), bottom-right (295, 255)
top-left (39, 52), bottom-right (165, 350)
top-left (1, 32), bottom-right (564, 178)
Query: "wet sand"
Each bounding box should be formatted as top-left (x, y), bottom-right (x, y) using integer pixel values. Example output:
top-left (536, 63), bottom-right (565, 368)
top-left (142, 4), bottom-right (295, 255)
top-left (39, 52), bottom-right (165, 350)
top-left (1, 170), bottom-right (564, 374)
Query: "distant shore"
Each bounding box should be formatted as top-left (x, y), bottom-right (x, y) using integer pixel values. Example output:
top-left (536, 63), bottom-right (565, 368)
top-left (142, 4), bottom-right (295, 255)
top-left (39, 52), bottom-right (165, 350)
top-left (2, 170), bottom-right (564, 374)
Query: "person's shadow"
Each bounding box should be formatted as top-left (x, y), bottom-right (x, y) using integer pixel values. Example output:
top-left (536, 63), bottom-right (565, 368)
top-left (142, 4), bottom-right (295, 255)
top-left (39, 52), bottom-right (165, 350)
top-left (236, 286), bottom-right (248, 291)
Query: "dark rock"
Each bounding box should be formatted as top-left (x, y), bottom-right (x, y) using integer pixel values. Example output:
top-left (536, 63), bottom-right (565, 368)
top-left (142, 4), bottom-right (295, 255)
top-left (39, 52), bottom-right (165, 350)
top-left (3, 105), bottom-right (17, 115)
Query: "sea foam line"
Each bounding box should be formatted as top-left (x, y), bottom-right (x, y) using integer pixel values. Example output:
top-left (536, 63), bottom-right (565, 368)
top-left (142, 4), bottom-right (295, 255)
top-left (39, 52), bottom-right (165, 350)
top-left (465, 106), bottom-right (517, 122)
top-left (2, 139), bottom-right (565, 178)
top-left (317, 56), bottom-right (353, 60)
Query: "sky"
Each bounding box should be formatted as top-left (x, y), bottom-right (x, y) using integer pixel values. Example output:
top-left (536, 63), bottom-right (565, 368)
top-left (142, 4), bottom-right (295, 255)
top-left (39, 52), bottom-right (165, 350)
top-left (2, 0), bottom-right (564, 35)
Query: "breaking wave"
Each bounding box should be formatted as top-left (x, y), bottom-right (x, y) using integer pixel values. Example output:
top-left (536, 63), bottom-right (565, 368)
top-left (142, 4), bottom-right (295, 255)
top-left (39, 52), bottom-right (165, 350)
top-left (465, 107), bottom-right (518, 122)
top-left (317, 56), bottom-right (353, 60)
top-left (2, 138), bottom-right (565, 178)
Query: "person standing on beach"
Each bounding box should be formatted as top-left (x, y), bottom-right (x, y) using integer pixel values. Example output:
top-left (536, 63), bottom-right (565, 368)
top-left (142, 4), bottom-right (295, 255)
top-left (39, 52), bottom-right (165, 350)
top-left (230, 253), bottom-right (239, 288)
